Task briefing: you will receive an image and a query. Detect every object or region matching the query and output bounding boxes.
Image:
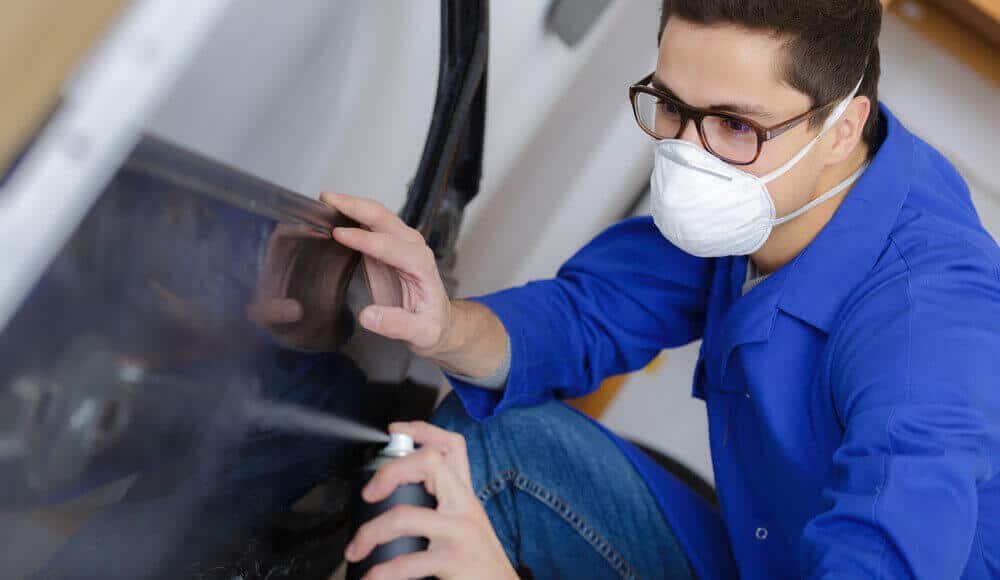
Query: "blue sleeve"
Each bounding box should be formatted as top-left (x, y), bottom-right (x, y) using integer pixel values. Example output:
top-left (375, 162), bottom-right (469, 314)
top-left (801, 250), bottom-right (1000, 578)
top-left (449, 216), bottom-right (713, 420)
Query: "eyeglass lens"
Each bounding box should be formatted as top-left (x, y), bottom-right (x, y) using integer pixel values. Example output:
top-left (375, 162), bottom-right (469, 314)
top-left (633, 92), bottom-right (759, 164)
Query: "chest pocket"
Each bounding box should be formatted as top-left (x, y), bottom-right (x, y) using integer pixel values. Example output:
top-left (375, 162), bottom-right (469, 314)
top-left (698, 339), bottom-right (750, 397)
top-left (692, 341), bottom-right (748, 398)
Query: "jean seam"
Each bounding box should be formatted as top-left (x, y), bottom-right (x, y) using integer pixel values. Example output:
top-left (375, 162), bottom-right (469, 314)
top-left (477, 470), bottom-right (639, 580)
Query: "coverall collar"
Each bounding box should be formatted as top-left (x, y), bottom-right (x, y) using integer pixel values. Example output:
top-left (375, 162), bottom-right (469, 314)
top-left (776, 104), bottom-right (914, 333)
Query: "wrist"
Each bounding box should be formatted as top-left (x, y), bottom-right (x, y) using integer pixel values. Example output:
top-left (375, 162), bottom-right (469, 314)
top-left (440, 298), bottom-right (466, 354)
top-left (430, 299), bottom-right (510, 380)
top-left (429, 299), bottom-right (469, 369)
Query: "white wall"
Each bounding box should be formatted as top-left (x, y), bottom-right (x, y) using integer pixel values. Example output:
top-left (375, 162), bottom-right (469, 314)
top-left (150, 1), bottom-right (439, 211)
top-left (455, 0), bottom-right (661, 296)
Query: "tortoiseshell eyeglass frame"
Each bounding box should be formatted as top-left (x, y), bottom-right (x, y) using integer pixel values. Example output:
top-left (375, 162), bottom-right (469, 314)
top-left (629, 72), bottom-right (833, 165)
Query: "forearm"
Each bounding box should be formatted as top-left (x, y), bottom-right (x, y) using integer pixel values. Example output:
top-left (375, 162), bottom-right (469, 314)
top-left (432, 299), bottom-right (510, 380)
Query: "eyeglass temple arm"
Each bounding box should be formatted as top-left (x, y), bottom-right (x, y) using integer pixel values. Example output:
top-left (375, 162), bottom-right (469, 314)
top-left (763, 101), bottom-right (836, 142)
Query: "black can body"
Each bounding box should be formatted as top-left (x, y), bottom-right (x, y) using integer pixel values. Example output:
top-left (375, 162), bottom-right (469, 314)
top-left (347, 456), bottom-right (437, 580)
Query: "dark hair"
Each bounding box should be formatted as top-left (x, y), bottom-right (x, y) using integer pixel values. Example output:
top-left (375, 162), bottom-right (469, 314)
top-left (659, 0), bottom-right (882, 157)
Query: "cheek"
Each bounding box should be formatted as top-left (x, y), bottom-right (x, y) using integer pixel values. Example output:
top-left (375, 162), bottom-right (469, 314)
top-left (762, 159), bottom-right (824, 217)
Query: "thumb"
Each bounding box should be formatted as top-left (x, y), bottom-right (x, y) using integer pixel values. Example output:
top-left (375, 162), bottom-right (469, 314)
top-left (359, 306), bottom-right (433, 347)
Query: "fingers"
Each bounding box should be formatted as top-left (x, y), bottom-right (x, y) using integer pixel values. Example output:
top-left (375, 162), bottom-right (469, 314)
top-left (360, 550), bottom-right (440, 580)
top-left (363, 448), bottom-right (467, 508)
top-left (358, 306), bottom-right (414, 340)
top-left (332, 228), bottom-right (434, 279)
top-left (345, 505), bottom-right (449, 563)
top-left (345, 431), bottom-right (515, 580)
top-left (358, 306), bottom-right (444, 349)
top-left (320, 192), bottom-right (422, 243)
top-left (389, 422), bottom-right (471, 487)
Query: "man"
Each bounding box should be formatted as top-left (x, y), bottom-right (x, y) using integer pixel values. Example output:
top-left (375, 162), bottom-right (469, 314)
top-left (324, 1), bottom-right (1000, 577)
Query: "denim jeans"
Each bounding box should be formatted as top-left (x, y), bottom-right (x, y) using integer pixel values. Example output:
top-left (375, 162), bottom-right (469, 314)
top-left (432, 393), bottom-right (695, 580)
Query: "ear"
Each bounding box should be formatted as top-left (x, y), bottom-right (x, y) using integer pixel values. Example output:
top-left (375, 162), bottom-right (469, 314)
top-left (824, 96), bottom-right (871, 166)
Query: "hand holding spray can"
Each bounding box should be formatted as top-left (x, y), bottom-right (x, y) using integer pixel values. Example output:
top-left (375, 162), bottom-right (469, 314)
top-left (347, 433), bottom-right (437, 580)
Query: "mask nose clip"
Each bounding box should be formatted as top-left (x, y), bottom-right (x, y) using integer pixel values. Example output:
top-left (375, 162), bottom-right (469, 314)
top-left (669, 147), bottom-right (735, 181)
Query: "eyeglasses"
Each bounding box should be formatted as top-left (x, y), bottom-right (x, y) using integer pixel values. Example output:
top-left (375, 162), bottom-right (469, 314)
top-left (628, 73), bottom-right (831, 165)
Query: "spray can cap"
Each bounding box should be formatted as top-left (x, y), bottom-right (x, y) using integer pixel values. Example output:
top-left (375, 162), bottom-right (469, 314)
top-left (383, 432), bottom-right (414, 456)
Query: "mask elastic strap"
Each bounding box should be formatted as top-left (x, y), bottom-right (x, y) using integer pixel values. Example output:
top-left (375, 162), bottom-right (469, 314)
top-left (760, 77), bottom-right (865, 185)
top-left (771, 161), bottom-right (870, 226)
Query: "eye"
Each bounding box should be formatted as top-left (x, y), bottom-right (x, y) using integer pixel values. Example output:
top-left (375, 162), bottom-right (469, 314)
top-left (722, 118), bottom-right (752, 134)
top-left (657, 99), bottom-right (680, 115)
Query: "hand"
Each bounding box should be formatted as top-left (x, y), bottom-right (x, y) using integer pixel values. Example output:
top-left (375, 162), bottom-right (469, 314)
top-left (345, 422), bottom-right (518, 580)
top-left (320, 192), bottom-right (454, 359)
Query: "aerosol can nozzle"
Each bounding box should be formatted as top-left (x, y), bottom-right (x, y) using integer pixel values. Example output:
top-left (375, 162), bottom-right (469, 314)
top-left (383, 432), bottom-right (414, 456)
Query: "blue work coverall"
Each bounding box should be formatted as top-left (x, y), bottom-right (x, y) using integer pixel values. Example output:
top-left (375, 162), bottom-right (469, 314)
top-left (449, 105), bottom-right (1000, 578)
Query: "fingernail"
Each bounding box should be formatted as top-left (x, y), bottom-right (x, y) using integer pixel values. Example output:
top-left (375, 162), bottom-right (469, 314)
top-left (360, 308), bottom-right (379, 329)
top-left (344, 542), bottom-right (357, 561)
top-left (361, 483), bottom-right (376, 502)
top-left (283, 301), bottom-right (303, 320)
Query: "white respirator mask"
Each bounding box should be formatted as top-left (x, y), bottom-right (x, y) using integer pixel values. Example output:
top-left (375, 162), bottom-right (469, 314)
top-left (649, 78), bottom-right (868, 258)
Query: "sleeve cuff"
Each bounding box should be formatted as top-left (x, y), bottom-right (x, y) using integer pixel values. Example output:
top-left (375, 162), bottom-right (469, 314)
top-left (445, 293), bottom-right (552, 421)
top-left (447, 334), bottom-right (510, 390)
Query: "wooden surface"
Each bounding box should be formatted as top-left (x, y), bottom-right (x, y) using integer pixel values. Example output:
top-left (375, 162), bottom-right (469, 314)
top-left (925, 0), bottom-right (1000, 47)
top-left (968, 0), bottom-right (1000, 24)
top-left (568, 374), bottom-right (628, 420)
top-left (893, 0), bottom-right (1000, 85)
top-left (0, 0), bottom-right (127, 175)
top-left (569, 352), bottom-right (668, 420)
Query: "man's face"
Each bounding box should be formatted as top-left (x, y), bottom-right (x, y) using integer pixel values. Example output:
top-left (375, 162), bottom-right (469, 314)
top-left (655, 17), bottom-right (829, 217)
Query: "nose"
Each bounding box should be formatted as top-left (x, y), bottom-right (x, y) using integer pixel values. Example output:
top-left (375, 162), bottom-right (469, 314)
top-left (677, 119), bottom-right (702, 146)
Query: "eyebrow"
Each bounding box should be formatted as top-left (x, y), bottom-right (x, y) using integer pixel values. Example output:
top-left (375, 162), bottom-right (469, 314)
top-left (651, 76), bottom-right (776, 121)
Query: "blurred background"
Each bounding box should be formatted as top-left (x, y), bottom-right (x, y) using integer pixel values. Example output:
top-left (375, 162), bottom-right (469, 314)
top-left (2, 0), bottom-right (999, 530)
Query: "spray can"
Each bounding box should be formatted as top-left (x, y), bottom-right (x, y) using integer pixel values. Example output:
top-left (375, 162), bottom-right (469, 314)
top-left (347, 433), bottom-right (437, 580)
